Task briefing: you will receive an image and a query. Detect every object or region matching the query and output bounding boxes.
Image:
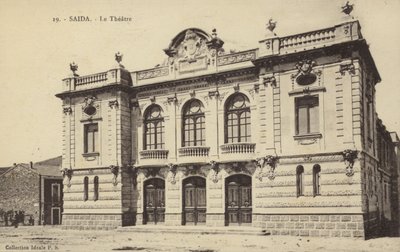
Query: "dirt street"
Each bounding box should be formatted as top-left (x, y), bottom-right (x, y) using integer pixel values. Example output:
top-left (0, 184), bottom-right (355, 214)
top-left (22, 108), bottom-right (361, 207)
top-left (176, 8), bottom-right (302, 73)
top-left (0, 226), bottom-right (399, 252)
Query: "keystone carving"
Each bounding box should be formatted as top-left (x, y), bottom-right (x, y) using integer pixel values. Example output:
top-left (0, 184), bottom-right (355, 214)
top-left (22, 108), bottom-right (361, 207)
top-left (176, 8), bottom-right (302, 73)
top-left (342, 149), bottom-right (357, 177)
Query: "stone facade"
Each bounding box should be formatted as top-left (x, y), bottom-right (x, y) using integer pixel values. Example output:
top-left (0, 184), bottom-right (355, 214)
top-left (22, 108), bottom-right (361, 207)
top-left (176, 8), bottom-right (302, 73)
top-left (56, 17), bottom-right (399, 238)
top-left (0, 159), bottom-right (63, 226)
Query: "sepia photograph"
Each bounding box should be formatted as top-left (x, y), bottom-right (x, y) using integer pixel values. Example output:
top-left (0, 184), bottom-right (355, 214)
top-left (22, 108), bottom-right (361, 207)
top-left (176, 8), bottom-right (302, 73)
top-left (0, 0), bottom-right (399, 251)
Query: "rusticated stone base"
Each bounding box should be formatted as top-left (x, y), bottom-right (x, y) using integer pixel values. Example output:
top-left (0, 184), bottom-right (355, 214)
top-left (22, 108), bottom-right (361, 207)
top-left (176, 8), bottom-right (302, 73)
top-left (165, 213), bottom-right (182, 226)
top-left (62, 214), bottom-right (122, 230)
top-left (135, 213), bottom-right (144, 225)
top-left (253, 214), bottom-right (365, 238)
top-left (206, 213), bottom-right (225, 227)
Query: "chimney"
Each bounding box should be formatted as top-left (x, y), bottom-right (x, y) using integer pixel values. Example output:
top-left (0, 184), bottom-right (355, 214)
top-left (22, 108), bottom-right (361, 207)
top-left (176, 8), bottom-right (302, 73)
top-left (30, 161), bottom-right (33, 169)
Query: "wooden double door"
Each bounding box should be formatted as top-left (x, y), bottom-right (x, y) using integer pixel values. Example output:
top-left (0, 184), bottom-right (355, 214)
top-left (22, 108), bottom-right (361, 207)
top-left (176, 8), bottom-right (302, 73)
top-left (183, 177), bottom-right (206, 225)
top-left (144, 178), bottom-right (165, 224)
top-left (225, 175), bottom-right (252, 225)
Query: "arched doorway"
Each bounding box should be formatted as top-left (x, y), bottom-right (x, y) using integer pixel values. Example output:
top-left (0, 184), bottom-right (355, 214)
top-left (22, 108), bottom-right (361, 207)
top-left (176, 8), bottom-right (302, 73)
top-left (225, 174), bottom-right (252, 225)
top-left (144, 178), bottom-right (165, 224)
top-left (182, 176), bottom-right (206, 225)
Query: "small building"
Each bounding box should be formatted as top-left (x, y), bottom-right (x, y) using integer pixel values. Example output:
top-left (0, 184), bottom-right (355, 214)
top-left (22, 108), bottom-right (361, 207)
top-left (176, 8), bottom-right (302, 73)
top-left (0, 157), bottom-right (63, 226)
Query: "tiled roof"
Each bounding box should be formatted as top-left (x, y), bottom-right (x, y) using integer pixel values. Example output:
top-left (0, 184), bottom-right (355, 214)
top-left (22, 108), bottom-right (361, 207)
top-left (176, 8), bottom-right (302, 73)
top-left (0, 167), bottom-right (10, 176)
top-left (33, 156), bottom-right (62, 177)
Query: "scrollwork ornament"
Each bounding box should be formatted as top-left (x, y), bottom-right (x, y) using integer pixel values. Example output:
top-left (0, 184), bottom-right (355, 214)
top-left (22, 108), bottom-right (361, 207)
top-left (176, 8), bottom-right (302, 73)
top-left (342, 149), bottom-right (357, 177)
top-left (109, 165), bottom-right (119, 186)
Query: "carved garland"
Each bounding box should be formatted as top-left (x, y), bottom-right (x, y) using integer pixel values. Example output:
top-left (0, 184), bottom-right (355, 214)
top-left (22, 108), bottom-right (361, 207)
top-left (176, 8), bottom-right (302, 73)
top-left (167, 163), bottom-right (178, 184)
top-left (109, 165), bottom-right (119, 186)
top-left (61, 168), bottom-right (73, 188)
top-left (342, 149), bottom-right (357, 177)
top-left (209, 161), bottom-right (219, 183)
top-left (265, 155), bottom-right (279, 180)
top-left (254, 155), bottom-right (279, 181)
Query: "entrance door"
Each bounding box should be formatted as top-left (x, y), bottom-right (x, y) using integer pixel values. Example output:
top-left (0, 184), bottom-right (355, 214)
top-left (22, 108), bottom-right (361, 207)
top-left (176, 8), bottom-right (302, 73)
top-left (144, 178), bottom-right (165, 224)
top-left (51, 208), bottom-right (60, 225)
top-left (183, 177), bottom-right (206, 225)
top-left (225, 175), bottom-right (252, 225)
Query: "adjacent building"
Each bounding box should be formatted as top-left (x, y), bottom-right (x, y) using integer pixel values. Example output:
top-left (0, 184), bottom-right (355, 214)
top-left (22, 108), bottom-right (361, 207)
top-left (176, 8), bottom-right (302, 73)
top-left (56, 12), bottom-right (400, 238)
top-left (0, 157), bottom-right (63, 226)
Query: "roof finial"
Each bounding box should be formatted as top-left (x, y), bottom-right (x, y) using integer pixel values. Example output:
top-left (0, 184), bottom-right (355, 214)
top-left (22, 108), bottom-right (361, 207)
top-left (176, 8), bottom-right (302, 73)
top-left (265, 18), bottom-right (277, 37)
top-left (115, 52), bottom-right (125, 68)
top-left (342, 1), bottom-right (354, 15)
top-left (267, 18), bottom-right (277, 33)
top-left (69, 62), bottom-right (78, 76)
top-left (212, 28), bottom-right (217, 39)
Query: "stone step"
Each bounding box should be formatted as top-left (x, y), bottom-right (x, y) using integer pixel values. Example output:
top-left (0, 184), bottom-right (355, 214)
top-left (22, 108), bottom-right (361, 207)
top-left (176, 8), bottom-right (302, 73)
top-left (116, 225), bottom-right (269, 236)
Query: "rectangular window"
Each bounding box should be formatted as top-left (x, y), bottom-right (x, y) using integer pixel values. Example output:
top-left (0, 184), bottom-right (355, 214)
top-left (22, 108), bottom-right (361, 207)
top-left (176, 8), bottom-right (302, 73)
top-left (295, 96), bottom-right (319, 135)
top-left (51, 183), bottom-right (60, 204)
top-left (84, 123), bottom-right (98, 153)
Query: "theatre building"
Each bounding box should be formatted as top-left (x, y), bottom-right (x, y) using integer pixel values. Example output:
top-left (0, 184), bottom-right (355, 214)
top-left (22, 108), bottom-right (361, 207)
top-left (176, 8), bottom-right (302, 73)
top-left (56, 15), bottom-right (400, 238)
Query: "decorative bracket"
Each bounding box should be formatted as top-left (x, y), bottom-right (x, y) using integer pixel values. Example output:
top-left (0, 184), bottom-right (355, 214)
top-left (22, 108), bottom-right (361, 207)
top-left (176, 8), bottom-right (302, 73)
top-left (209, 161), bottom-right (219, 183)
top-left (339, 62), bottom-right (355, 76)
top-left (167, 163), bottom-right (178, 184)
top-left (61, 168), bottom-right (73, 188)
top-left (63, 107), bottom-right (72, 115)
top-left (342, 149), bottom-right (357, 176)
top-left (109, 165), bottom-right (119, 186)
top-left (261, 75), bottom-right (276, 87)
top-left (108, 100), bottom-right (119, 109)
top-left (189, 90), bottom-right (196, 98)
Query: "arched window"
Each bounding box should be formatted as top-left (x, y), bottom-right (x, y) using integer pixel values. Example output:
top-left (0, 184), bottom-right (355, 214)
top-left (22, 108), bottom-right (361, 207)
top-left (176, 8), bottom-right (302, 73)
top-left (296, 166), bottom-right (304, 197)
top-left (313, 164), bottom-right (321, 196)
top-left (182, 99), bottom-right (205, 147)
top-left (93, 176), bottom-right (99, 201)
top-left (225, 93), bottom-right (251, 143)
top-left (143, 105), bottom-right (165, 150)
top-left (83, 176), bottom-right (89, 201)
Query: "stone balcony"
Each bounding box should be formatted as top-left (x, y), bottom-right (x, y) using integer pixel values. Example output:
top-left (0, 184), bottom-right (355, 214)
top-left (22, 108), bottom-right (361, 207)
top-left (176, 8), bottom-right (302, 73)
top-left (178, 146), bottom-right (210, 164)
top-left (220, 143), bottom-right (256, 162)
top-left (60, 67), bottom-right (132, 93)
top-left (139, 149), bottom-right (169, 166)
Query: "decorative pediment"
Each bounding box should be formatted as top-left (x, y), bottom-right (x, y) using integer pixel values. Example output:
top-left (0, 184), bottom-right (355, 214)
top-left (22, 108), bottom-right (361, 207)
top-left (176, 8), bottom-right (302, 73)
top-left (164, 28), bottom-right (224, 59)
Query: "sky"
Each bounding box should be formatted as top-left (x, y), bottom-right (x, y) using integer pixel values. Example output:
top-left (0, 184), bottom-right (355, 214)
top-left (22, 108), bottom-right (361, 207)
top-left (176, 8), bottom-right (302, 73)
top-left (0, 0), bottom-right (399, 166)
